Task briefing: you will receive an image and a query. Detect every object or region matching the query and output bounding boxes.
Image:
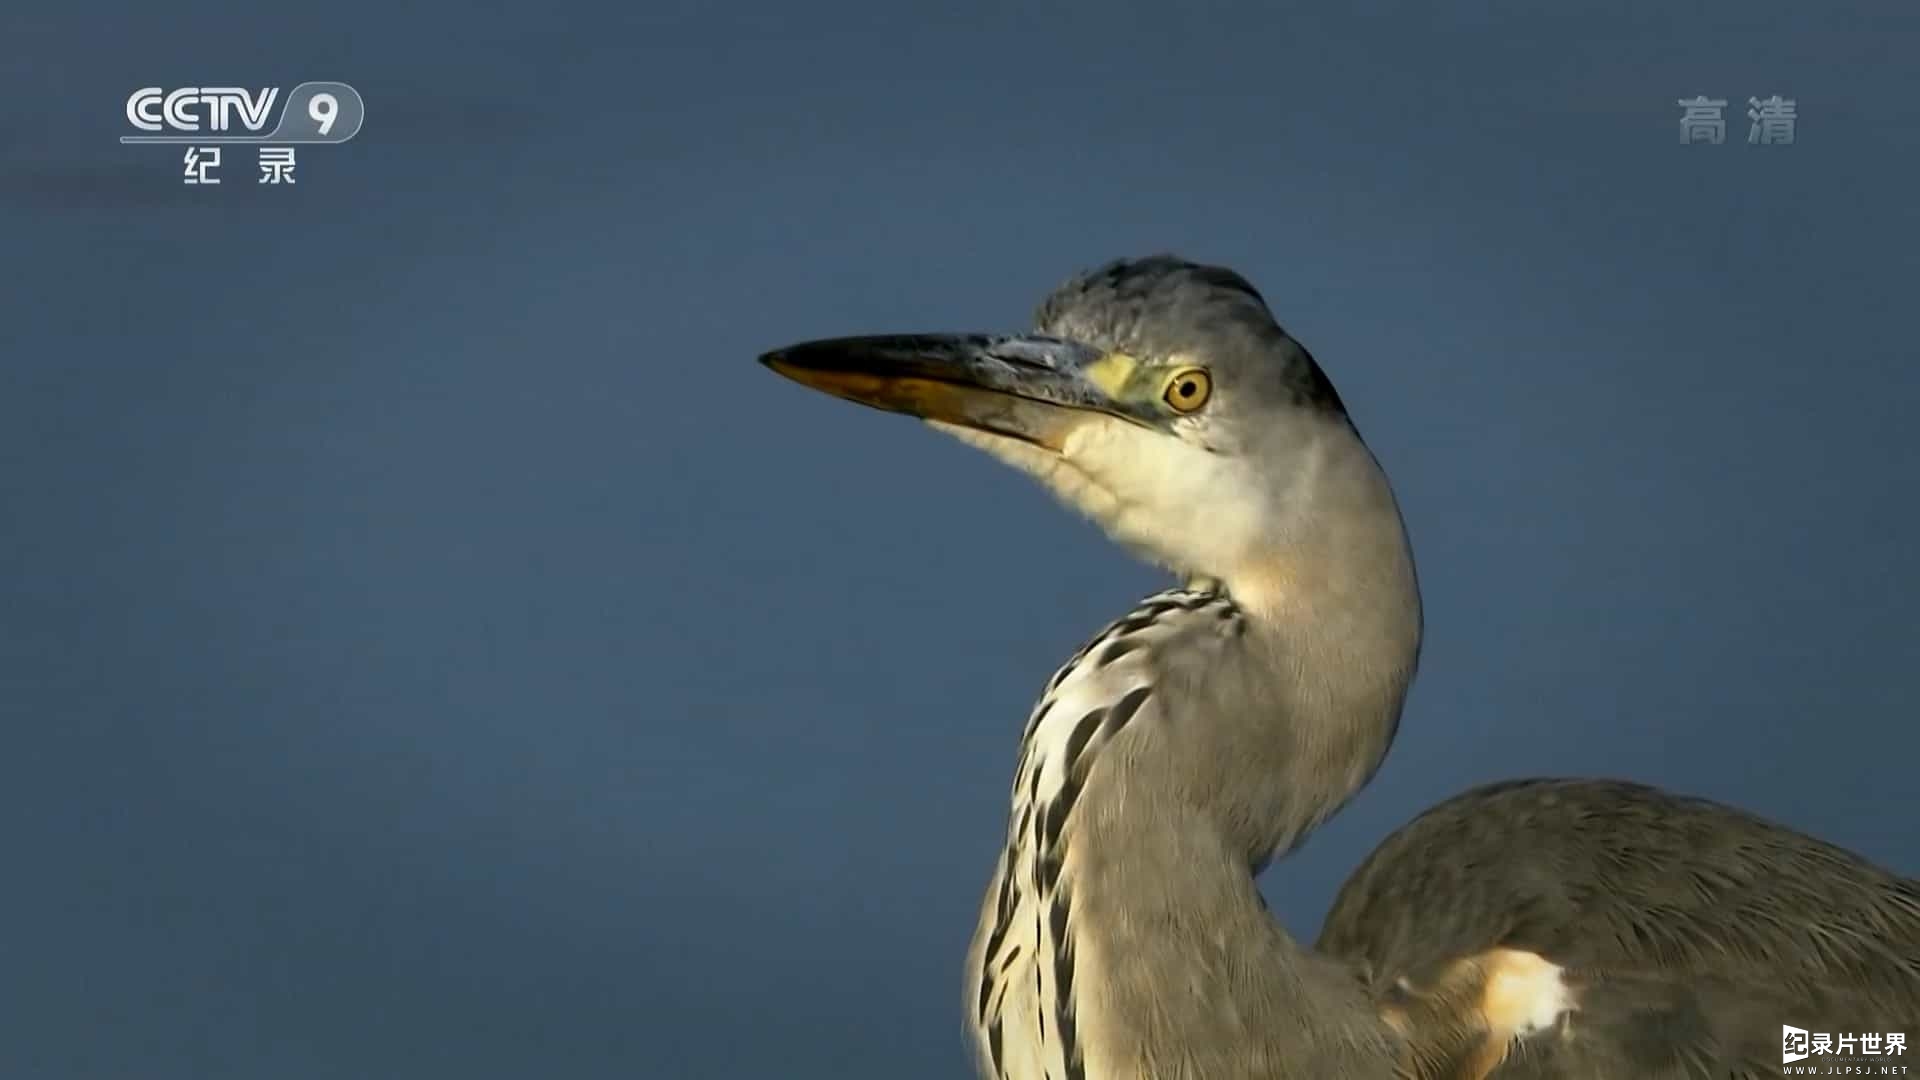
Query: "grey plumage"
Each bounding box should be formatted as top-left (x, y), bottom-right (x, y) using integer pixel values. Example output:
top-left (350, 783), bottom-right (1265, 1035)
top-left (1323, 779), bottom-right (1920, 1009)
top-left (1325, 778), bottom-right (1920, 1075)
top-left (761, 255), bottom-right (1920, 1078)
top-left (1036, 257), bottom-right (1347, 415)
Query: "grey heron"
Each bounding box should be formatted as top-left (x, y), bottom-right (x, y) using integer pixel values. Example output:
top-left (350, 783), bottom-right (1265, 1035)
top-left (760, 256), bottom-right (1920, 1078)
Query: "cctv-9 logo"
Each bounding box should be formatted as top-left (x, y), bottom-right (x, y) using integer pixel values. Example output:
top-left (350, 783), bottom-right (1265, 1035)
top-left (121, 81), bottom-right (363, 143)
top-left (276, 83), bottom-right (363, 142)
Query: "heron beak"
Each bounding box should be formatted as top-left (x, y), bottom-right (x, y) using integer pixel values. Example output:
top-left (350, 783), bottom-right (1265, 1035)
top-left (759, 333), bottom-right (1156, 451)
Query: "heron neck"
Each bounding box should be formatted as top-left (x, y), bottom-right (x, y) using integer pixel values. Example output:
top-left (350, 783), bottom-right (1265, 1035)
top-left (969, 426), bottom-right (1422, 1078)
top-left (1044, 453), bottom-right (1420, 1068)
top-left (1221, 423), bottom-right (1421, 636)
top-left (1053, 580), bottom-right (1416, 1073)
top-left (1192, 432), bottom-right (1422, 866)
top-left (1063, 799), bottom-right (1401, 1075)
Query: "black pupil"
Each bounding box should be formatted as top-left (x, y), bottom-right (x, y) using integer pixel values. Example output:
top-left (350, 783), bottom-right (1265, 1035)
top-left (1178, 381), bottom-right (1196, 398)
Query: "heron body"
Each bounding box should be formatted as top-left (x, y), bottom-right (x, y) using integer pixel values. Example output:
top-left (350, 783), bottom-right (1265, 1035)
top-left (762, 256), bottom-right (1920, 1078)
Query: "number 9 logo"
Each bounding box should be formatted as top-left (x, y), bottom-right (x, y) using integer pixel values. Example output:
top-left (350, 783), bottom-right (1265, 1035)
top-left (309, 93), bottom-right (339, 136)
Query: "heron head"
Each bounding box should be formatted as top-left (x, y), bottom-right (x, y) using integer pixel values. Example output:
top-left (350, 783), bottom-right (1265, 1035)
top-left (761, 256), bottom-right (1368, 602)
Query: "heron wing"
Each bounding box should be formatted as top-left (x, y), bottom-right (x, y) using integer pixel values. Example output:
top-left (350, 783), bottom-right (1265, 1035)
top-left (1316, 779), bottom-right (1920, 1078)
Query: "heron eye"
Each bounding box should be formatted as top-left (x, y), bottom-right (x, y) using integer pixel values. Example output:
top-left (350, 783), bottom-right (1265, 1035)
top-left (1162, 368), bottom-right (1212, 413)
